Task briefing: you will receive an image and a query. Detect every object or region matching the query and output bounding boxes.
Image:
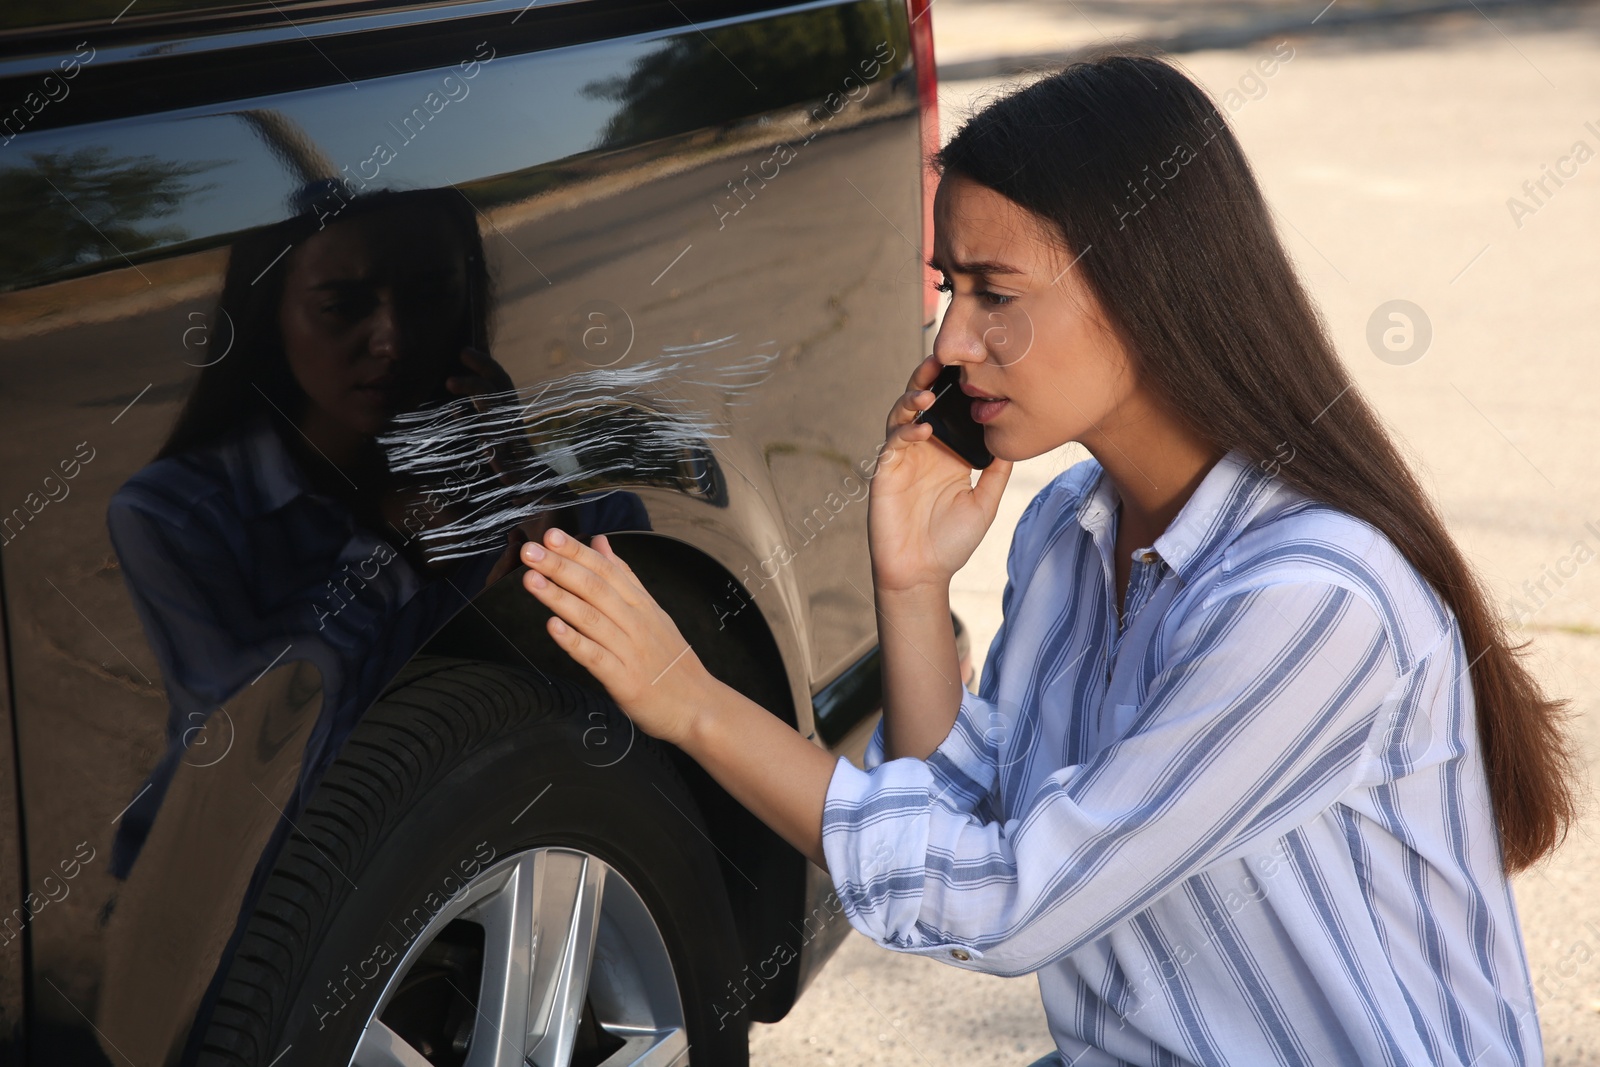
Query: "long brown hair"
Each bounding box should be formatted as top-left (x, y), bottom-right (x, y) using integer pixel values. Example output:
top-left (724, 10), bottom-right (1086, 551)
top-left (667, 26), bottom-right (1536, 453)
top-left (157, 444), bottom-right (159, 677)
top-left (937, 49), bottom-right (1576, 872)
top-left (159, 186), bottom-right (490, 461)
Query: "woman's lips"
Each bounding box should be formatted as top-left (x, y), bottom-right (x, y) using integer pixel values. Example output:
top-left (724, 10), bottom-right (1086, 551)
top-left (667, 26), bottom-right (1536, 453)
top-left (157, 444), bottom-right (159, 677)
top-left (352, 379), bottom-right (401, 410)
top-left (970, 397), bottom-right (1008, 424)
top-left (960, 382), bottom-right (1008, 424)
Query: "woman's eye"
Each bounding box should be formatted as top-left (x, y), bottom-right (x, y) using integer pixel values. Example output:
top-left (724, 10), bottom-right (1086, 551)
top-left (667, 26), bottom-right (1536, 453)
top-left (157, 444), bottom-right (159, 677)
top-left (321, 296), bottom-right (374, 319)
top-left (932, 277), bottom-right (953, 294)
top-left (978, 291), bottom-right (1015, 307)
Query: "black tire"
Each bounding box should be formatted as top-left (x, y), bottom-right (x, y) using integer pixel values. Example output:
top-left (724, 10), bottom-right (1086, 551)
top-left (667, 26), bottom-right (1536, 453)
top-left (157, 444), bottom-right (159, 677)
top-left (195, 658), bottom-right (749, 1067)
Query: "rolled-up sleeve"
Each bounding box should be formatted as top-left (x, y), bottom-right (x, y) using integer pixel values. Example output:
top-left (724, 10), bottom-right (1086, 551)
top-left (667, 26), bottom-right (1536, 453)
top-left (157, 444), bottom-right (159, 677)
top-left (823, 686), bottom-right (1008, 962)
top-left (821, 581), bottom-right (1407, 976)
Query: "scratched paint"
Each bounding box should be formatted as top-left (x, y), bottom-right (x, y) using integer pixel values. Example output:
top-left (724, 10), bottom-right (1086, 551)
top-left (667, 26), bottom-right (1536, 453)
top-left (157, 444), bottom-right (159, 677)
top-left (379, 335), bottom-right (778, 560)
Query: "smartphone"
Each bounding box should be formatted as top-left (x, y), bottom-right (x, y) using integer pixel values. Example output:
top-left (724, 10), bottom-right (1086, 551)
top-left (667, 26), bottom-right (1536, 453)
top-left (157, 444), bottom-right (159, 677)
top-left (914, 364), bottom-right (994, 469)
top-left (465, 251), bottom-right (487, 359)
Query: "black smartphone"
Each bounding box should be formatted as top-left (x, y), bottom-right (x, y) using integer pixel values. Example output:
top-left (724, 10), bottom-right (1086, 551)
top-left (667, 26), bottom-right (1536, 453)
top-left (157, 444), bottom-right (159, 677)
top-left (465, 251), bottom-right (487, 360)
top-left (914, 364), bottom-right (994, 469)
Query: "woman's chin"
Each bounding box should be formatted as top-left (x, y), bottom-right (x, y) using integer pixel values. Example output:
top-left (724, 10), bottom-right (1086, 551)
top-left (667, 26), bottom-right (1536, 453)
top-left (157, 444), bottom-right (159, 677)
top-left (341, 395), bottom-right (400, 436)
top-left (986, 428), bottom-right (1071, 465)
top-left (982, 427), bottom-right (1026, 464)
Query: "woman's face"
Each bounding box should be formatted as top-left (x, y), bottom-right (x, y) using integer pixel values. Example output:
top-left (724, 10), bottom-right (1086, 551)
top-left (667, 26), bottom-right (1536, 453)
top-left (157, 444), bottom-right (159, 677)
top-left (278, 212), bottom-right (470, 439)
top-left (930, 173), bottom-right (1157, 463)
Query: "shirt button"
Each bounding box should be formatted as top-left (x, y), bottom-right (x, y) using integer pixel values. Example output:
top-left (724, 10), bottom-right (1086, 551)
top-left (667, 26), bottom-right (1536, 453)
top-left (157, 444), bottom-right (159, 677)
top-left (950, 948), bottom-right (971, 961)
top-left (1139, 550), bottom-right (1158, 563)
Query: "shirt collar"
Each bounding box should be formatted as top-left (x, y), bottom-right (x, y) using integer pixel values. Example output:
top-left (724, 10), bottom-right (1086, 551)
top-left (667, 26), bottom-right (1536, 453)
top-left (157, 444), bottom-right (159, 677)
top-left (220, 414), bottom-right (315, 518)
top-left (1074, 448), bottom-right (1284, 580)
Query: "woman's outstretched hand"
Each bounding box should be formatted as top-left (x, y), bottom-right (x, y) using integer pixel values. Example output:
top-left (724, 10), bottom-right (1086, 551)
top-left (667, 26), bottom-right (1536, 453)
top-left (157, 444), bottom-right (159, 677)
top-left (520, 529), bottom-right (711, 748)
top-left (520, 527), bottom-right (838, 870)
top-left (870, 355), bottom-right (1013, 593)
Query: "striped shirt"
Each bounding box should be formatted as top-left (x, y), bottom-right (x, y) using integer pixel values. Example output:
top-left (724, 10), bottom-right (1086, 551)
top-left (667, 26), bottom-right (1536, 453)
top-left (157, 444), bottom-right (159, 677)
top-left (821, 449), bottom-right (1541, 1066)
top-left (106, 415), bottom-right (489, 876)
top-left (106, 414), bottom-right (647, 877)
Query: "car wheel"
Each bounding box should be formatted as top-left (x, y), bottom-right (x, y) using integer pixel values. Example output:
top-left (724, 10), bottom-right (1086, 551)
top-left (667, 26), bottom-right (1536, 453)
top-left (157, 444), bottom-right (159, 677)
top-left (196, 658), bottom-right (749, 1067)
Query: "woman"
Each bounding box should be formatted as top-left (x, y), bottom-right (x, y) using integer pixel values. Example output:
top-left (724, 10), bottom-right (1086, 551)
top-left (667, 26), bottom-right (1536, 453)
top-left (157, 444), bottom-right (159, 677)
top-left (518, 52), bottom-right (1573, 1065)
top-left (107, 187), bottom-right (644, 874)
top-left (106, 188), bottom-right (507, 874)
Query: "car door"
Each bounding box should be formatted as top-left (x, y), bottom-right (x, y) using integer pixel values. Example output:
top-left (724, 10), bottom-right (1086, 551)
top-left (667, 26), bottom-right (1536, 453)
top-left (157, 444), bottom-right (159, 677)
top-left (0, 0), bottom-right (921, 1061)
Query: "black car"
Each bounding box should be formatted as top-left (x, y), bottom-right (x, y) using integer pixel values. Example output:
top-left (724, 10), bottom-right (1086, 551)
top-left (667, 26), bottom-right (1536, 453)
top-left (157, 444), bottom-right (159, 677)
top-left (0, 0), bottom-right (938, 1062)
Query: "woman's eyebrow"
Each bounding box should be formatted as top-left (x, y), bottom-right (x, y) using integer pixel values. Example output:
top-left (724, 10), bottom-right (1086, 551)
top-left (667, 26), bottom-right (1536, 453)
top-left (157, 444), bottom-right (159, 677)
top-left (926, 256), bottom-right (1026, 276)
top-left (311, 269), bottom-right (455, 290)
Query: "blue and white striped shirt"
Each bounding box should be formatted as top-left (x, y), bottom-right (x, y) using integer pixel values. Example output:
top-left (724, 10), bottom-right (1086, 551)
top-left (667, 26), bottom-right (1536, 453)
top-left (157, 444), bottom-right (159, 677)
top-left (822, 449), bottom-right (1541, 1066)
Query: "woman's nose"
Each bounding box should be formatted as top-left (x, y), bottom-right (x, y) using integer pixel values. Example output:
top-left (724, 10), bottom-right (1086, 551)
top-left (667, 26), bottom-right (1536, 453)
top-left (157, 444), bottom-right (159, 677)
top-left (931, 304), bottom-right (988, 367)
top-left (367, 292), bottom-right (401, 361)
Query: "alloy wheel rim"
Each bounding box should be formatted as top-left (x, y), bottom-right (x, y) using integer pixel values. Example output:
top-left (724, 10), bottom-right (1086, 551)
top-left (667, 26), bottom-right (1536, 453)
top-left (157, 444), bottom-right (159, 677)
top-left (348, 847), bottom-right (689, 1067)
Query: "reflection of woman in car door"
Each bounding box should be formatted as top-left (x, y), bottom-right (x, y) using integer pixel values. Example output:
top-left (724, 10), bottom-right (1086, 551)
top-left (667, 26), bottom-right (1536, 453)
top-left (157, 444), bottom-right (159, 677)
top-left (108, 188), bottom-right (561, 875)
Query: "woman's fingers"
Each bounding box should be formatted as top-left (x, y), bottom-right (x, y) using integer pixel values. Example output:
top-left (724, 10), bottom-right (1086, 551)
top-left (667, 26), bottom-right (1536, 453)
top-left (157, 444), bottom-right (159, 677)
top-left (459, 347), bottom-right (513, 387)
top-left (521, 528), bottom-right (643, 616)
top-left (886, 386), bottom-right (936, 433)
top-left (874, 418), bottom-right (935, 474)
top-left (522, 563), bottom-right (630, 650)
top-left (884, 417), bottom-right (935, 451)
top-left (970, 456), bottom-right (1014, 516)
top-left (545, 613), bottom-right (621, 681)
top-left (521, 531), bottom-right (630, 622)
top-left (904, 353), bottom-right (943, 392)
top-left (445, 376), bottom-right (490, 395)
top-left (447, 348), bottom-right (515, 402)
top-left (591, 534), bottom-right (648, 593)
top-left (553, 529), bottom-right (647, 604)
top-left (522, 530), bottom-right (703, 731)
top-left (886, 357), bottom-right (956, 435)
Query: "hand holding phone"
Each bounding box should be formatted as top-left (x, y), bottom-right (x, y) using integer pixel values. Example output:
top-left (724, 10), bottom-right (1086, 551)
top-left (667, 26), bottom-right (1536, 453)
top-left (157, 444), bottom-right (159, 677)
top-left (913, 364), bottom-right (994, 469)
top-left (869, 356), bottom-right (1011, 596)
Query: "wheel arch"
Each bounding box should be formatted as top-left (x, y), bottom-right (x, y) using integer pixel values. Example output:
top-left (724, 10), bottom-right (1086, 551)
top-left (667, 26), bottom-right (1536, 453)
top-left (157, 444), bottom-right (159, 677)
top-left (418, 532), bottom-right (813, 1022)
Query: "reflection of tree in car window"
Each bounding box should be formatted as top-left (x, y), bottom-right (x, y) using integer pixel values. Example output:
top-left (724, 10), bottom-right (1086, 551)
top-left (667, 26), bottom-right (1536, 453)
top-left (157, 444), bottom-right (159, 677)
top-left (0, 147), bottom-right (221, 289)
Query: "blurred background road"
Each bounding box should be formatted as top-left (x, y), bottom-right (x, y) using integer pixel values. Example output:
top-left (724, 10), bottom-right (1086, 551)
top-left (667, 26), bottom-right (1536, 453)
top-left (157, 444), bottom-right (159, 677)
top-left (750, 1), bottom-right (1600, 1063)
